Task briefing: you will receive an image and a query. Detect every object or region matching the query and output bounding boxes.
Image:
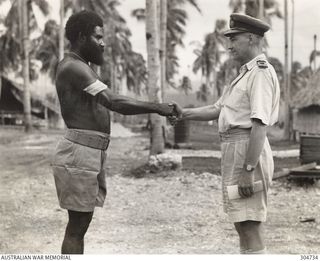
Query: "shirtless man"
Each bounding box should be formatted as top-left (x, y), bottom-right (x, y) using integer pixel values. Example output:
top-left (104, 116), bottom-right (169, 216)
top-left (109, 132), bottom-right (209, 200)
top-left (51, 10), bottom-right (175, 254)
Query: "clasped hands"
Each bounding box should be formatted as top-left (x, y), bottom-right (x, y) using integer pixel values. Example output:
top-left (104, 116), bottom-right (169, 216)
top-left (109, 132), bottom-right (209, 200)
top-left (158, 102), bottom-right (182, 126)
top-left (167, 102), bottom-right (182, 126)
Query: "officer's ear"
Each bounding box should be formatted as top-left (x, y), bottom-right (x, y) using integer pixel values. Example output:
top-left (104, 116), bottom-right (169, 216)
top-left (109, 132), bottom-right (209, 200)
top-left (248, 34), bottom-right (253, 45)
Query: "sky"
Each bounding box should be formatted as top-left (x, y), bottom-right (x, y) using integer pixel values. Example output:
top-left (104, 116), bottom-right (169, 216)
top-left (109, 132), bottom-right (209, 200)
top-left (116, 0), bottom-right (320, 82)
top-left (1, 0), bottom-right (320, 87)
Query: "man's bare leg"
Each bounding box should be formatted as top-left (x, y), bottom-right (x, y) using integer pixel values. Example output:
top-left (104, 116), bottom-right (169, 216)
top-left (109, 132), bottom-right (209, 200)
top-left (61, 210), bottom-right (94, 254)
top-left (234, 220), bottom-right (265, 254)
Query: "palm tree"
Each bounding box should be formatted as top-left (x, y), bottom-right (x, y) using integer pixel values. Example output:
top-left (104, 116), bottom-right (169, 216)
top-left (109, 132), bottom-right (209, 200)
top-left (216, 58), bottom-right (240, 96)
top-left (179, 76), bottom-right (192, 95)
top-left (1, 0), bottom-right (49, 132)
top-left (36, 20), bottom-right (60, 82)
top-left (192, 19), bottom-right (227, 102)
top-left (124, 51), bottom-right (147, 96)
top-left (229, 0), bottom-right (282, 51)
top-left (21, 0), bottom-right (32, 132)
top-left (65, 0), bottom-right (132, 95)
top-left (309, 50), bottom-right (320, 71)
top-left (0, 0), bottom-right (9, 100)
top-left (268, 56), bottom-right (284, 82)
top-left (146, 0), bottom-right (164, 155)
top-left (132, 0), bottom-right (201, 89)
top-left (59, 0), bottom-right (64, 61)
top-left (291, 63), bottom-right (313, 99)
top-left (229, 0), bottom-right (282, 21)
top-left (196, 83), bottom-right (210, 102)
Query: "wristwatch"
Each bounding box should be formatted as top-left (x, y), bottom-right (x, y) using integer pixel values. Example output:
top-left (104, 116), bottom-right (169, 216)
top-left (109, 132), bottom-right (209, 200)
top-left (244, 164), bottom-right (255, 172)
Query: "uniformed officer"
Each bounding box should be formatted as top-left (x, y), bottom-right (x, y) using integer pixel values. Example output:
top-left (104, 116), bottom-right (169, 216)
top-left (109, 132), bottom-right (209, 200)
top-left (169, 13), bottom-right (280, 254)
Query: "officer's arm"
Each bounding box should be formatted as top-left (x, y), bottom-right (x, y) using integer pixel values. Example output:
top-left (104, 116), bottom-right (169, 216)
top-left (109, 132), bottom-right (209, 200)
top-left (244, 118), bottom-right (267, 167)
top-left (65, 62), bottom-right (173, 116)
top-left (181, 105), bottom-right (221, 121)
top-left (244, 67), bottom-right (274, 166)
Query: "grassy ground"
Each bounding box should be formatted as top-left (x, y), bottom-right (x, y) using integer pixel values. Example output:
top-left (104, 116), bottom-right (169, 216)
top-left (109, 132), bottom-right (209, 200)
top-left (0, 127), bottom-right (319, 254)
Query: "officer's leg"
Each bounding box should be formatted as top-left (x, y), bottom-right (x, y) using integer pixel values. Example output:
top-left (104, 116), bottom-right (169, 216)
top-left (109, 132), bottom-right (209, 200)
top-left (234, 220), bottom-right (265, 254)
top-left (234, 222), bottom-right (248, 254)
top-left (61, 210), bottom-right (94, 254)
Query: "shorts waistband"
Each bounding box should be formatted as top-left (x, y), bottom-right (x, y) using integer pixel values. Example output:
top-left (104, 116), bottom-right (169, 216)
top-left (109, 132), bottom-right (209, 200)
top-left (219, 128), bottom-right (251, 142)
top-left (65, 129), bottom-right (110, 150)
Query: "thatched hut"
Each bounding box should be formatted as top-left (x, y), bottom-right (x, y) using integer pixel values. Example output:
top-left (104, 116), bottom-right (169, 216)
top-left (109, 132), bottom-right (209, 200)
top-left (291, 69), bottom-right (320, 136)
top-left (0, 75), bottom-right (60, 127)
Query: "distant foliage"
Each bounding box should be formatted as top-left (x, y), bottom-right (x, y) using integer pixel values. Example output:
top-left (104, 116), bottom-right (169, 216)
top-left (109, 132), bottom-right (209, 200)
top-left (196, 83), bottom-right (210, 102)
top-left (179, 76), bottom-right (192, 95)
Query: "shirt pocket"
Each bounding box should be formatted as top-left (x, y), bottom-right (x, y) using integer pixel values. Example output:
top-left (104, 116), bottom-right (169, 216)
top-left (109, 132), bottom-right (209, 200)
top-left (224, 87), bottom-right (248, 112)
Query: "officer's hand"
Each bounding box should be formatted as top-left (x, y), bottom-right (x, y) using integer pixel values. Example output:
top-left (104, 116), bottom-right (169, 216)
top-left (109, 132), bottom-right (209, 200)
top-left (238, 170), bottom-right (254, 198)
top-left (167, 101), bottom-right (183, 126)
top-left (169, 101), bottom-right (183, 119)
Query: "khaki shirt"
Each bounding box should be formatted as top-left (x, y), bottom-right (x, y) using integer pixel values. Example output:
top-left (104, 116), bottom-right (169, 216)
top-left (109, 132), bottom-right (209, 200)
top-left (214, 54), bottom-right (280, 133)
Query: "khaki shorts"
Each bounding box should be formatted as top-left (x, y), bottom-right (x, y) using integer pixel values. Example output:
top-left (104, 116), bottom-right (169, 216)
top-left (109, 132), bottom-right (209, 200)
top-left (220, 129), bottom-right (274, 223)
top-left (51, 130), bottom-right (108, 212)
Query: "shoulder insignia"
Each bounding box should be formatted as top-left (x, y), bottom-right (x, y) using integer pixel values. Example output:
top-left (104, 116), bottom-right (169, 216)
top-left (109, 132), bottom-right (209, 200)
top-left (257, 60), bottom-right (268, 69)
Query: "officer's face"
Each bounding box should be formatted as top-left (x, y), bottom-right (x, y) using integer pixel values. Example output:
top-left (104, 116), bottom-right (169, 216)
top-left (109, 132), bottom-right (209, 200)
top-left (81, 26), bottom-right (105, 66)
top-left (227, 33), bottom-right (251, 64)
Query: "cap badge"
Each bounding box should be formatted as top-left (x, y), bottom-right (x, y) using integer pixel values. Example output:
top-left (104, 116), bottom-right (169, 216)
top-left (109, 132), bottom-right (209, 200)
top-left (230, 19), bottom-right (235, 28)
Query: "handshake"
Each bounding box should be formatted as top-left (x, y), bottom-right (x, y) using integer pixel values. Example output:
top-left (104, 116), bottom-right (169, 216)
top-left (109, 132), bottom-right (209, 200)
top-left (158, 102), bottom-right (182, 126)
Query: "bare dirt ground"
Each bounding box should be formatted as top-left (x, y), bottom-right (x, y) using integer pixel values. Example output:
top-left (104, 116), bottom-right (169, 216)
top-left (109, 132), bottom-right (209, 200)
top-left (0, 127), bottom-right (319, 254)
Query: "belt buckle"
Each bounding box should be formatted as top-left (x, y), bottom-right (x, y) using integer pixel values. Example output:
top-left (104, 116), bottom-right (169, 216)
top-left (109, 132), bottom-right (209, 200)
top-left (103, 138), bottom-right (109, 150)
top-left (97, 136), bottom-right (108, 150)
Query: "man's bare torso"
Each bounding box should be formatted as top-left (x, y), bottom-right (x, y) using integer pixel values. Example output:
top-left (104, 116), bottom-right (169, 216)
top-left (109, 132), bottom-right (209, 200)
top-left (55, 55), bottom-right (110, 133)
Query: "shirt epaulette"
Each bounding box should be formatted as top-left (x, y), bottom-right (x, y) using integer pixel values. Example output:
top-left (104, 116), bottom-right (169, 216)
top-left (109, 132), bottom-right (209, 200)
top-left (257, 60), bottom-right (268, 69)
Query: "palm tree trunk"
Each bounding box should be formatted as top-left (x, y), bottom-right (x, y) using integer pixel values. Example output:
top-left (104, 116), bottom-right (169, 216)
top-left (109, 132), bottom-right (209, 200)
top-left (59, 0), bottom-right (64, 61)
top-left (160, 0), bottom-right (167, 100)
top-left (206, 74), bottom-right (211, 102)
top-left (212, 68), bottom-right (218, 102)
top-left (146, 0), bottom-right (164, 155)
top-left (54, 0), bottom-right (65, 129)
top-left (159, 0), bottom-right (167, 144)
top-left (0, 74), bottom-right (2, 102)
top-left (283, 0), bottom-right (291, 140)
top-left (115, 56), bottom-right (121, 94)
top-left (21, 0), bottom-right (32, 132)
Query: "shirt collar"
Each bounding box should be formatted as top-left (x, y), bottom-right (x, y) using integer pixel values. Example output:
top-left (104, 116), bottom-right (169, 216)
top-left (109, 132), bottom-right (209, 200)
top-left (241, 53), bottom-right (267, 72)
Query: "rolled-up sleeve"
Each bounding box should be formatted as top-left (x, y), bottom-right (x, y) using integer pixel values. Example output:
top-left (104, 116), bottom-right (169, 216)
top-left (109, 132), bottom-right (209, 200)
top-left (249, 70), bottom-right (274, 125)
top-left (213, 96), bottom-right (223, 110)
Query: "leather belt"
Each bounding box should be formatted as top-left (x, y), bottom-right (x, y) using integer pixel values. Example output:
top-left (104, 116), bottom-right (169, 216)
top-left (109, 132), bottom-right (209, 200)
top-left (65, 129), bottom-right (110, 150)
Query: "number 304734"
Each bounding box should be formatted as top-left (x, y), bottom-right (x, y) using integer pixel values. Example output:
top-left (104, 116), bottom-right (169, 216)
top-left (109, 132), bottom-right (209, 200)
top-left (300, 255), bottom-right (319, 260)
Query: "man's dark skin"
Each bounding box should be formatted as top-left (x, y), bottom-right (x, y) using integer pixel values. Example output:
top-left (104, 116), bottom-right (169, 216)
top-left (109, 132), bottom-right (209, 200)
top-left (56, 25), bottom-right (174, 254)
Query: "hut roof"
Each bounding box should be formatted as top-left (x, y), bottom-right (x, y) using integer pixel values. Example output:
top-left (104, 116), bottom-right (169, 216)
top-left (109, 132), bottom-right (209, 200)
top-left (1, 75), bottom-right (60, 114)
top-left (292, 68), bottom-right (320, 109)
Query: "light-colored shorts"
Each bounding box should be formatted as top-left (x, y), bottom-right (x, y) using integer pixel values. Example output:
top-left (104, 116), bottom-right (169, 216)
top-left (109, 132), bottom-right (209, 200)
top-left (220, 128), bottom-right (274, 223)
top-left (51, 129), bottom-right (108, 212)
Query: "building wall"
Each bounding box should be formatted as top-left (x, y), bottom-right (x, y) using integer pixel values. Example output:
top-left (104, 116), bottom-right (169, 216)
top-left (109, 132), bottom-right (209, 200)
top-left (293, 106), bottom-right (320, 134)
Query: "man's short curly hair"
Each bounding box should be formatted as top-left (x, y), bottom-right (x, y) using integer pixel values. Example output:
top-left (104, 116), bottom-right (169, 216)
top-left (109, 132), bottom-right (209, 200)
top-left (65, 10), bottom-right (103, 44)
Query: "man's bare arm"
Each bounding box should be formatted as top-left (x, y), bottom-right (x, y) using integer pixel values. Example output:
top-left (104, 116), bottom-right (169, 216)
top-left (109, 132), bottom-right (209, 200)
top-left (63, 61), bottom-right (174, 116)
top-left (96, 88), bottom-right (173, 116)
